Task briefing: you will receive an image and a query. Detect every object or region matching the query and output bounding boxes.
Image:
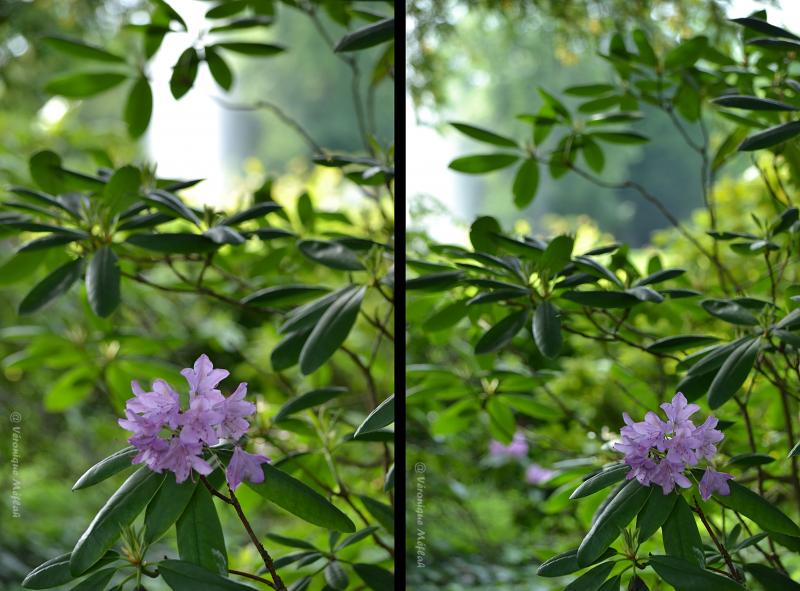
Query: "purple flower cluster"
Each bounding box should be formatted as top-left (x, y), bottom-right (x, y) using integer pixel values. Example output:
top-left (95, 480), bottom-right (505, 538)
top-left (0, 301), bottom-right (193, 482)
top-left (489, 431), bottom-right (529, 459)
top-left (118, 354), bottom-right (269, 491)
top-left (614, 392), bottom-right (732, 500)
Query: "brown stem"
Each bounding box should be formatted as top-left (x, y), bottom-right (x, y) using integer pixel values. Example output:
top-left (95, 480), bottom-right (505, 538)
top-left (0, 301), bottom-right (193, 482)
top-left (692, 497), bottom-right (740, 582)
top-left (199, 475), bottom-right (233, 505)
top-left (229, 569), bottom-right (277, 589)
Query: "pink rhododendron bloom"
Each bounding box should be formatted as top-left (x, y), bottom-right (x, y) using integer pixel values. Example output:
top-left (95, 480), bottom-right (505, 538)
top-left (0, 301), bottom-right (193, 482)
top-left (226, 445), bottom-right (270, 491)
top-left (614, 392), bottom-right (732, 496)
top-left (489, 432), bottom-right (529, 459)
top-left (525, 463), bottom-right (555, 485)
top-left (118, 354), bottom-right (266, 489)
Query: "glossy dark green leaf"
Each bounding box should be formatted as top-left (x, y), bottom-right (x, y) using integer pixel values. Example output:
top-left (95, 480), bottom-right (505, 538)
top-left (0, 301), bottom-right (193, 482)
top-left (203, 226), bottom-right (245, 245)
top-left (359, 495), bottom-right (393, 533)
top-left (707, 337), bottom-right (760, 409)
top-left (726, 453), bottom-right (775, 467)
top-left (298, 239), bottom-right (364, 271)
top-left (744, 563), bottom-right (800, 591)
top-left (632, 29), bottom-right (657, 64)
top-left (577, 480), bottom-right (651, 565)
top-left (451, 122), bottom-right (518, 147)
top-left (324, 561), bottom-right (349, 590)
top-left (712, 95), bottom-right (798, 111)
top-left (125, 233), bottom-right (217, 253)
top-left (637, 490), bottom-right (677, 543)
top-left (299, 285), bottom-right (365, 374)
top-left (44, 36), bottom-right (126, 62)
top-left (334, 18), bottom-right (393, 52)
top-left (355, 394), bottom-right (394, 437)
top-left (561, 290), bottom-right (640, 308)
top-left (335, 526), bottom-right (380, 551)
top-left (664, 36), bottom-right (708, 69)
top-left (426, 299), bottom-right (470, 331)
top-left (45, 72), bottom-right (127, 98)
top-left (534, 301), bottom-right (562, 359)
top-left (241, 284), bottom-right (329, 307)
top-left (124, 76), bottom-right (153, 138)
top-left (739, 121), bottom-right (800, 152)
top-left (449, 153), bottom-right (519, 174)
top-left (536, 548), bottom-right (616, 577)
top-left (512, 158), bottom-right (539, 208)
top-left (213, 42), bottom-right (285, 56)
top-left (158, 560), bottom-right (256, 591)
top-left (145, 189), bottom-right (201, 226)
top-left (731, 17), bottom-right (800, 40)
top-left (278, 287), bottom-right (350, 335)
top-left (540, 235), bottom-right (574, 278)
top-left (353, 563), bottom-right (393, 591)
top-left (700, 299), bottom-right (759, 325)
top-left (70, 468), bottom-right (165, 575)
top-left (564, 84), bottom-right (616, 96)
top-left (662, 496), bottom-right (703, 566)
top-left (634, 268), bottom-right (685, 286)
top-left (469, 216), bottom-right (502, 253)
top-left (177, 484), bottom-right (227, 575)
top-left (69, 567), bottom-right (115, 591)
top-left (271, 329), bottom-right (311, 371)
top-left (86, 247), bottom-right (120, 318)
top-left (570, 464), bottom-right (629, 499)
top-left (29, 151), bottom-right (66, 195)
top-left (72, 447), bottom-right (136, 491)
top-left (19, 258), bottom-right (84, 315)
top-left (475, 309), bottom-right (528, 354)
top-left (646, 335), bottom-right (719, 354)
top-left (17, 233), bottom-right (86, 253)
top-left (648, 555), bottom-right (744, 591)
top-left (563, 561), bottom-right (615, 591)
top-left (406, 271), bottom-right (462, 291)
top-left (104, 166), bottom-right (141, 214)
top-left (274, 387), bottom-right (347, 421)
top-left (144, 474), bottom-right (197, 544)
top-left (573, 255), bottom-right (622, 287)
top-left (170, 47), bottom-right (199, 99)
top-left (220, 202), bottom-right (282, 226)
top-left (22, 552), bottom-right (118, 589)
top-left (581, 137), bottom-right (605, 173)
top-left (205, 0), bottom-right (248, 19)
top-left (716, 481), bottom-right (800, 536)
top-left (590, 131), bottom-right (648, 144)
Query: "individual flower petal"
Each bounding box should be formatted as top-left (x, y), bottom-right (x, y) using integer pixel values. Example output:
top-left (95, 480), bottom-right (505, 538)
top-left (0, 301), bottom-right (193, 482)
top-left (693, 416), bottom-right (725, 460)
top-left (225, 445), bottom-right (270, 491)
top-left (215, 382), bottom-right (257, 440)
top-left (181, 354), bottom-right (229, 398)
top-left (179, 395), bottom-right (224, 445)
top-left (660, 392), bottom-right (700, 431)
top-left (699, 468), bottom-right (733, 501)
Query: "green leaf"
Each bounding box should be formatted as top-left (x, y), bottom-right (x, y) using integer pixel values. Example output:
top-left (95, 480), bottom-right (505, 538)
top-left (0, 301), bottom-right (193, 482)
top-left (739, 121), bottom-right (800, 152)
top-left (359, 495), bottom-right (394, 533)
top-left (69, 567), bottom-right (115, 591)
top-left (298, 240), bottom-right (364, 271)
top-left (265, 533), bottom-right (318, 550)
top-left (213, 42), bottom-right (285, 56)
top-left (577, 480), bottom-right (651, 565)
top-left (72, 447), bottom-right (136, 491)
top-left (648, 555), bottom-right (744, 591)
top-left (646, 335), bottom-right (719, 354)
top-left (573, 255), bottom-right (622, 287)
top-left (29, 151), bottom-right (66, 195)
top-left (449, 154), bottom-right (519, 174)
top-left (563, 561), bottom-right (615, 591)
top-left (104, 166), bottom-right (141, 214)
top-left (324, 561), bottom-right (349, 590)
top-left (45, 72), bottom-right (127, 98)
top-left (86, 247), bottom-right (120, 318)
top-left (334, 18), bottom-right (394, 52)
top-left (125, 233), bottom-right (217, 254)
top-left (220, 202), bottom-right (282, 225)
top-left (204, 46), bottom-right (233, 90)
top-left (144, 474), bottom-right (197, 545)
top-left (158, 560), bottom-right (257, 590)
top-left (537, 548), bottom-right (616, 577)
top-left (581, 137), bottom-right (605, 173)
top-left (19, 258), bottom-right (84, 315)
top-left (731, 17), bottom-right (800, 40)
top-left (700, 299), bottom-right (759, 325)
top-left (274, 387), bottom-right (347, 421)
top-left (17, 233), bottom-right (86, 253)
top-left (564, 84), bottom-right (616, 96)
top-left (707, 337), bottom-right (760, 409)
top-left (279, 287), bottom-right (350, 334)
top-left (450, 122), bottom-right (518, 147)
top-left (271, 329), bottom-right (311, 371)
top-left (355, 395), bottom-right (395, 437)
top-left (205, 0), bottom-right (248, 19)
top-left (475, 309), bottom-right (528, 354)
top-left (662, 496), bottom-right (703, 566)
top-left (712, 95), bottom-right (798, 111)
top-left (70, 468), bottom-right (165, 575)
top-left (469, 216), bottom-right (502, 253)
top-left (744, 563), bottom-right (800, 591)
top-left (22, 552), bottom-right (118, 589)
top-left (634, 268), bottom-right (685, 286)
top-left (124, 76), bottom-right (153, 138)
top-left (334, 526), bottom-right (380, 551)
top-left (633, 29), bottom-right (657, 65)
top-left (353, 563), bottom-right (393, 591)
top-left (406, 271), bottom-right (462, 291)
top-left (177, 484), bottom-right (227, 575)
top-left (241, 285), bottom-right (330, 307)
top-left (589, 131), bottom-right (648, 144)
top-left (426, 299), bottom-right (470, 331)
top-left (145, 189), bottom-right (201, 226)
top-left (716, 481), bottom-right (800, 536)
top-left (203, 226), bottom-right (246, 245)
top-left (570, 464), bottom-right (629, 499)
top-left (533, 301), bottom-right (562, 359)
top-left (170, 47), bottom-right (199, 99)
top-left (44, 36), bottom-right (126, 62)
top-left (561, 290), bottom-right (640, 308)
top-left (726, 453), bottom-right (775, 467)
top-left (247, 464), bottom-right (355, 531)
top-left (664, 36), bottom-right (708, 69)
top-left (299, 285), bottom-right (366, 374)
top-left (540, 235), bottom-right (574, 278)
top-left (637, 490), bottom-right (677, 543)
top-left (512, 158), bottom-right (539, 208)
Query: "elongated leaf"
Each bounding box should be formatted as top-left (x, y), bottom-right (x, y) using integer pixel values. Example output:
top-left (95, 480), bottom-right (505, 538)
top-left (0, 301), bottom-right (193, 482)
top-left (647, 335), bottom-right (719, 354)
top-left (144, 474), bottom-right (197, 544)
top-left (104, 166), bottom-right (141, 214)
top-left (241, 284), bottom-right (329, 307)
top-left (564, 561), bottom-right (615, 591)
top-left (204, 46), bottom-right (233, 90)
top-left (590, 131), bottom-right (648, 144)
top-left (220, 202), bottom-right (281, 226)
top-left (279, 287), bottom-right (351, 335)
top-left (69, 567), bottom-right (115, 591)
top-left (334, 18), bottom-right (393, 52)
top-left (125, 76), bottom-right (153, 138)
top-left (44, 36), bottom-right (126, 63)
top-left (72, 447), bottom-right (136, 490)
top-left (534, 301), bottom-right (562, 359)
top-left (512, 158), bottom-right (539, 208)
top-left (648, 555), bottom-right (744, 591)
top-left (213, 42), bottom-right (285, 56)
top-left (170, 47), bottom-right (199, 99)
top-left (335, 526), bottom-right (380, 551)
top-left (18, 233), bottom-right (85, 253)
top-left (19, 258), bottom-right (83, 315)
top-left (247, 464), bottom-right (355, 532)
top-left (561, 290), bottom-right (640, 308)
top-left (359, 495), bottom-right (393, 533)
top-left (577, 480), bottom-right (651, 565)
top-left (707, 337), bottom-right (760, 409)
top-left (451, 122), bottom-right (518, 147)
top-left (744, 563), bottom-right (800, 591)
top-left (353, 563), bottom-right (393, 591)
top-left (712, 95), bottom-right (798, 111)
top-left (449, 153), bottom-right (519, 174)
top-left (637, 490), bottom-right (678, 543)
top-left (299, 285), bottom-right (365, 374)
top-left (570, 464), bottom-right (629, 499)
top-left (731, 17), bottom-right (800, 40)
top-left (274, 387), bottom-right (347, 421)
top-left (700, 299), bottom-right (759, 325)
top-left (634, 268), bottom-right (685, 286)
top-left (271, 329), bottom-right (311, 371)
top-left (145, 189), bottom-right (201, 226)
top-left (355, 394), bottom-right (394, 437)
top-left (86, 247), bottom-right (120, 317)
top-left (125, 233), bottom-right (217, 254)
top-left (662, 496), bottom-right (703, 566)
top-left (177, 484), bottom-right (227, 575)
top-left (45, 72), bottom-right (127, 98)
top-left (324, 561), bottom-right (349, 590)
top-left (739, 120), bottom-right (800, 152)
top-left (298, 239), bottom-right (364, 271)
top-left (540, 235), bottom-right (574, 278)
top-left (536, 548), bottom-right (616, 577)
top-left (22, 552), bottom-right (118, 589)
top-left (475, 309), bottom-right (528, 354)
top-left (573, 255), bottom-right (622, 287)
top-left (716, 481), bottom-right (800, 536)
top-left (158, 560), bottom-right (256, 590)
top-left (406, 271), bottom-right (463, 291)
top-left (727, 453), bottom-right (775, 467)
top-left (70, 468), bottom-right (165, 575)
top-left (203, 226), bottom-right (245, 245)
